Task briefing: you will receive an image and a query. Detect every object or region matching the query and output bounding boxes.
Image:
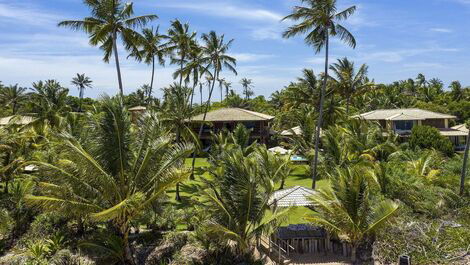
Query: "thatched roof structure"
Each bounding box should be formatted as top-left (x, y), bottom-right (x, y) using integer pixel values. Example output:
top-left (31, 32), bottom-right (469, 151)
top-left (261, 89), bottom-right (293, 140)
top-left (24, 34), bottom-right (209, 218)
top-left (281, 126), bottom-right (302, 136)
top-left (129, 106), bottom-right (147, 111)
top-left (0, 115), bottom-right (34, 126)
top-left (268, 146), bottom-right (291, 155)
top-left (191, 108), bottom-right (274, 122)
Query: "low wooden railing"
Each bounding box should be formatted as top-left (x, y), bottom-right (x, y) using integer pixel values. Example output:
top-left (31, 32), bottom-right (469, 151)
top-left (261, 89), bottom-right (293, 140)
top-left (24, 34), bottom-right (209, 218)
top-left (259, 236), bottom-right (294, 265)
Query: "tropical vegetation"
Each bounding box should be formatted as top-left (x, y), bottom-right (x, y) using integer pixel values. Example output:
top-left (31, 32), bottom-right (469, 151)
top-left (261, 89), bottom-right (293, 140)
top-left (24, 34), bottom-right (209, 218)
top-left (0, 0), bottom-right (469, 264)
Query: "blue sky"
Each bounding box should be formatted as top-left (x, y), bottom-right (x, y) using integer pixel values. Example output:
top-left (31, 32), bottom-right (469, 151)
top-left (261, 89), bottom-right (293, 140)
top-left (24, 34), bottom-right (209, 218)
top-left (1, 0), bottom-right (469, 99)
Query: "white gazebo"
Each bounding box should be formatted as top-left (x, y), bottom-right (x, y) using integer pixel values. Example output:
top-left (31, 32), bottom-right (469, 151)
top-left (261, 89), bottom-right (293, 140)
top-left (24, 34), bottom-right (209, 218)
top-left (269, 186), bottom-right (316, 207)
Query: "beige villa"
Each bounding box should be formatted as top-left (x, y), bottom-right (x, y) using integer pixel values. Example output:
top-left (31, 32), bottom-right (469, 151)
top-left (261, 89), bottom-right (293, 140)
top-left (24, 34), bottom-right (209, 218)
top-left (190, 108), bottom-right (274, 145)
top-left (355, 108), bottom-right (468, 150)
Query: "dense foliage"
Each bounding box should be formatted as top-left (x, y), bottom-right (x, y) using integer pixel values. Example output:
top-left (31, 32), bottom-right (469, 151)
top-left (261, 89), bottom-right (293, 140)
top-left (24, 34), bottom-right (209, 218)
top-left (0, 0), bottom-right (469, 264)
top-left (409, 125), bottom-right (455, 156)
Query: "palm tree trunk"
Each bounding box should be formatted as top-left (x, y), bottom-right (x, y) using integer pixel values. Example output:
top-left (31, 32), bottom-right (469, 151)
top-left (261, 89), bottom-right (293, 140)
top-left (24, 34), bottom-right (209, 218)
top-left (122, 227), bottom-right (136, 265)
top-left (149, 56), bottom-right (155, 103)
top-left (175, 128), bottom-right (182, 201)
top-left (311, 32), bottom-right (329, 190)
top-left (190, 82), bottom-right (196, 108)
top-left (200, 84), bottom-right (203, 105)
top-left (460, 129), bottom-right (470, 196)
top-left (78, 87), bottom-right (84, 112)
top-left (346, 94), bottom-right (351, 115)
top-left (178, 54), bottom-right (185, 87)
top-left (113, 32), bottom-right (124, 97)
top-left (351, 244), bottom-right (357, 264)
top-left (190, 70), bottom-right (218, 178)
top-left (12, 101), bottom-right (17, 115)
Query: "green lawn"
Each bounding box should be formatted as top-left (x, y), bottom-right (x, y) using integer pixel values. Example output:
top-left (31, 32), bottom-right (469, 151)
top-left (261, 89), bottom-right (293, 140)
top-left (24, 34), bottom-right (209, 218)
top-left (168, 158), bottom-right (328, 225)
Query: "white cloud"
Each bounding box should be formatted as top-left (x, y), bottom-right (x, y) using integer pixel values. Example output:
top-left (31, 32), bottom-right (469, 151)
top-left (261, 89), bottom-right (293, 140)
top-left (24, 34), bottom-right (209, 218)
top-left (156, 1), bottom-right (283, 22)
top-left (231, 53), bottom-right (275, 62)
top-left (402, 62), bottom-right (444, 69)
top-left (356, 47), bottom-right (459, 63)
top-left (0, 54), bottom-right (177, 97)
top-left (0, 2), bottom-right (63, 26)
top-left (250, 26), bottom-right (284, 40)
top-left (430, 27), bottom-right (453, 33)
top-left (306, 58), bottom-right (326, 65)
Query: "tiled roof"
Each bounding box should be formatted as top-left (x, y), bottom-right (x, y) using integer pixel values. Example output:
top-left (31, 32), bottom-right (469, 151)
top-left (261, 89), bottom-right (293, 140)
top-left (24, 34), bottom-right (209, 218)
top-left (355, 108), bottom-right (455, 120)
top-left (452, 124), bottom-right (469, 133)
top-left (269, 186), bottom-right (316, 207)
top-left (191, 108), bottom-right (274, 122)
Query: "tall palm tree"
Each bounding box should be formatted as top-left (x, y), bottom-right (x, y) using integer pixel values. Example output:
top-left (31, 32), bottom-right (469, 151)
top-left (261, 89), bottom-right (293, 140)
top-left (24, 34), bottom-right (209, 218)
top-left (26, 97), bottom-right (192, 265)
top-left (240, 78), bottom-right (254, 100)
top-left (175, 45), bottom-right (209, 108)
top-left (190, 31), bottom-right (237, 177)
top-left (58, 0), bottom-right (157, 96)
top-left (460, 121), bottom-right (470, 196)
top-left (129, 27), bottom-right (169, 99)
top-left (217, 77), bottom-right (227, 101)
top-left (329, 57), bottom-right (369, 114)
top-left (71, 73), bottom-right (93, 112)
top-left (0, 84), bottom-right (27, 114)
top-left (283, 0), bottom-right (357, 189)
top-left (223, 80), bottom-right (232, 98)
top-left (161, 84), bottom-right (197, 201)
top-left (167, 20), bottom-right (197, 87)
top-left (306, 166), bottom-right (399, 263)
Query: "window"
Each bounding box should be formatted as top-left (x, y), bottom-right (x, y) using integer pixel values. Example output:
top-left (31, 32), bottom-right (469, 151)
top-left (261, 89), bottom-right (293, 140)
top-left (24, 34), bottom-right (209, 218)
top-left (243, 122), bottom-right (256, 130)
top-left (394, 120), bottom-right (414, 131)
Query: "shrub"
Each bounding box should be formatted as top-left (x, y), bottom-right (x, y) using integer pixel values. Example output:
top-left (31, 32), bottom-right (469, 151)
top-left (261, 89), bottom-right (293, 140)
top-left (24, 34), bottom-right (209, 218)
top-left (374, 213), bottom-right (470, 264)
top-left (409, 125), bottom-right (454, 156)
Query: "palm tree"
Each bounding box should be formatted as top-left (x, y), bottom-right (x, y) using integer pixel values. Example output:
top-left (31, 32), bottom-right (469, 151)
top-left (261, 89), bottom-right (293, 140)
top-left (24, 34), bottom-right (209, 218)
top-left (287, 105), bottom-right (318, 174)
top-left (71, 73), bottom-right (93, 112)
top-left (0, 127), bottom-right (29, 194)
top-left (26, 97), bottom-right (193, 265)
top-left (240, 78), bottom-right (254, 100)
top-left (283, 0), bottom-right (357, 189)
top-left (167, 19), bottom-right (197, 87)
top-left (0, 84), bottom-right (27, 114)
top-left (129, 27), bottom-right (169, 99)
top-left (58, 0), bottom-right (157, 96)
top-left (223, 80), bottom-right (232, 98)
top-left (460, 121), bottom-right (470, 196)
top-left (281, 70), bottom-right (323, 109)
top-left (217, 78), bottom-right (224, 101)
top-left (449, 81), bottom-right (465, 101)
top-left (306, 166), bottom-right (399, 263)
top-left (175, 45), bottom-right (209, 108)
top-left (202, 147), bottom-right (290, 260)
top-left (329, 57), bottom-right (369, 114)
top-left (190, 31), bottom-right (237, 177)
top-left (29, 80), bottom-right (71, 129)
top-left (161, 84), bottom-right (197, 201)
top-left (406, 151), bottom-right (441, 180)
